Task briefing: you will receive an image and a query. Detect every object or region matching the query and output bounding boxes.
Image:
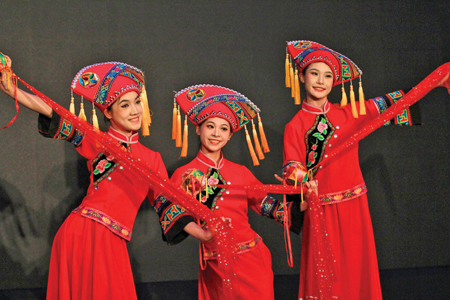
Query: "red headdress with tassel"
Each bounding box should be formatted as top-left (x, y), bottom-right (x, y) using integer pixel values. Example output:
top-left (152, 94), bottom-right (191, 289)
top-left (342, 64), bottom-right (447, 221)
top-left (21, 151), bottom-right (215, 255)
top-left (286, 40), bottom-right (366, 117)
top-left (173, 84), bottom-right (269, 165)
top-left (71, 62), bottom-right (152, 135)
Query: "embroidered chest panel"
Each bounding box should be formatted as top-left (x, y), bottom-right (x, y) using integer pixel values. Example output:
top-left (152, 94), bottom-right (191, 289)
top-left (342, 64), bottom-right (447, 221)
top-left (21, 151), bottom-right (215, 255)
top-left (92, 142), bottom-right (129, 186)
top-left (305, 114), bottom-right (335, 174)
top-left (198, 168), bottom-right (226, 211)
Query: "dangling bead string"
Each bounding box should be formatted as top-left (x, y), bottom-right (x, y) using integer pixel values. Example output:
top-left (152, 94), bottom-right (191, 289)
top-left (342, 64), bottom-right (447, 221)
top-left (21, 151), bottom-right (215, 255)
top-left (172, 100), bottom-right (177, 140)
top-left (285, 53), bottom-right (291, 88)
top-left (140, 84), bottom-right (151, 136)
top-left (349, 80), bottom-right (358, 118)
top-left (282, 176), bottom-right (294, 268)
top-left (251, 119), bottom-right (264, 160)
top-left (289, 60), bottom-right (295, 98)
top-left (176, 105), bottom-right (182, 147)
top-left (180, 115), bottom-right (189, 157)
top-left (91, 100), bottom-right (99, 130)
top-left (69, 90), bottom-right (76, 115)
top-left (244, 125), bottom-right (259, 166)
top-left (78, 96), bottom-right (87, 121)
top-left (257, 114), bottom-right (270, 153)
top-left (294, 68), bottom-right (301, 105)
top-left (359, 78), bottom-right (367, 115)
top-left (340, 82), bottom-right (348, 107)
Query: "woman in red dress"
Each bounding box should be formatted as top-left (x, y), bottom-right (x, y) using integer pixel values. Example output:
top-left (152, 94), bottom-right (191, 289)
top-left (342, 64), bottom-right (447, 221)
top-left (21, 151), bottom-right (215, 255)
top-left (153, 84), bottom-right (311, 300)
top-left (0, 55), bottom-right (168, 300)
top-left (282, 40), bottom-right (447, 300)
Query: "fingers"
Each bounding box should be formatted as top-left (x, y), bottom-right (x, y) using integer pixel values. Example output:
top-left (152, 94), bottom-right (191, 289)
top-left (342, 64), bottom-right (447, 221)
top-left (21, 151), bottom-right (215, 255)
top-left (274, 174), bottom-right (284, 182)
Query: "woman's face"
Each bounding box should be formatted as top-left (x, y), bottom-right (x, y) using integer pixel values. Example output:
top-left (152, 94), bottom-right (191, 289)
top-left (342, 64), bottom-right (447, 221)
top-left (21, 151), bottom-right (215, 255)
top-left (196, 117), bottom-right (233, 156)
top-left (300, 62), bottom-right (334, 107)
top-left (104, 91), bottom-right (142, 136)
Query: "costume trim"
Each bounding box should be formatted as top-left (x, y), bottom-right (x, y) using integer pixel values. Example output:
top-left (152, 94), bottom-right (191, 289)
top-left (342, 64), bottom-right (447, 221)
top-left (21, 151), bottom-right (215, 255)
top-left (319, 183), bottom-right (367, 205)
top-left (160, 202), bottom-right (188, 234)
top-left (72, 206), bottom-right (132, 241)
top-left (203, 234), bottom-right (262, 260)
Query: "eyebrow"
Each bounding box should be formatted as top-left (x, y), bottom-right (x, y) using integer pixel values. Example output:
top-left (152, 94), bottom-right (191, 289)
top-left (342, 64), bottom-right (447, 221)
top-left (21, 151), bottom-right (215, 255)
top-left (309, 68), bottom-right (333, 74)
top-left (205, 121), bottom-right (230, 128)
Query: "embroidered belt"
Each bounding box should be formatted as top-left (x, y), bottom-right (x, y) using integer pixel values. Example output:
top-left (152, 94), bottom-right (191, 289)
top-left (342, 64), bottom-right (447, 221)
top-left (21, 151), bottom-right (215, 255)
top-left (203, 234), bottom-right (262, 260)
top-left (72, 206), bottom-right (132, 241)
top-left (319, 183), bottom-right (367, 205)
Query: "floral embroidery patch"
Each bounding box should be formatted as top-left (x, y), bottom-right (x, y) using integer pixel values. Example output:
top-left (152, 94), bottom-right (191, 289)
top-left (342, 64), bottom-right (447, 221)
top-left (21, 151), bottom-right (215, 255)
top-left (92, 152), bottom-right (119, 186)
top-left (305, 115), bottom-right (335, 173)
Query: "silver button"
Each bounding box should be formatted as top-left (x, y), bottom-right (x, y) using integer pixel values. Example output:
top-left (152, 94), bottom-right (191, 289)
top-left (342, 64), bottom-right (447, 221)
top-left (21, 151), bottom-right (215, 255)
top-left (215, 206), bottom-right (219, 210)
top-left (220, 197), bottom-right (224, 201)
top-left (120, 166), bottom-right (124, 170)
top-left (336, 126), bottom-right (340, 129)
top-left (227, 181), bottom-right (231, 185)
top-left (334, 134), bottom-right (338, 138)
top-left (107, 177), bottom-right (112, 181)
top-left (226, 191), bottom-right (230, 194)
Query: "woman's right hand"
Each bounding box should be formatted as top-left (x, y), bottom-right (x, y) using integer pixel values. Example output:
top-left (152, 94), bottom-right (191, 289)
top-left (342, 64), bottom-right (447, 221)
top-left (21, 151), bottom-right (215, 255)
top-left (0, 54), bottom-right (15, 98)
top-left (184, 222), bottom-right (214, 242)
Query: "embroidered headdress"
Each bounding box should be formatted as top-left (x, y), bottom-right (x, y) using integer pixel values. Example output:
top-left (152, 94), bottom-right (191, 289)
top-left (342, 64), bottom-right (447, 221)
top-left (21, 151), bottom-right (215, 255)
top-left (70, 62), bottom-right (152, 135)
top-left (172, 84), bottom-right (270, 165)
top-left (285, 40), bottom-right (366, 117)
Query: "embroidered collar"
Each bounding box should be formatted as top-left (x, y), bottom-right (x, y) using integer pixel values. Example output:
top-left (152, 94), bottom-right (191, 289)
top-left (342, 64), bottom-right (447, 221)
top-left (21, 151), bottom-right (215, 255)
top-left (108, 126), bottom-right (139, 144)
top-left (196, 150), bottom-right (224, 169)
top-left (302, 100), bottom-right (331, 114)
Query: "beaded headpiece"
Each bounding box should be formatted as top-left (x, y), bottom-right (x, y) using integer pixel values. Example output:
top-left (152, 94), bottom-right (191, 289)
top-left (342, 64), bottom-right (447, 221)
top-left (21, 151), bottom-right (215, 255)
top-left (172, 84), bottom-right (270, 165)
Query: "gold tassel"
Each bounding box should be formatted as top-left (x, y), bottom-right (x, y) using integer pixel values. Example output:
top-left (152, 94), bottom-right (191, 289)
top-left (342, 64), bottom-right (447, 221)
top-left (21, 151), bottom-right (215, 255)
top-left (92, 108), bottom-right (100, 130)
top-left (69, 92), bottom-right (75, 115)
top-left (257, 114), bottom-right (270, 153)
top-left (172, 101), bottom-right (177, 140)
top-left (251, 119), bottom-right (265, 160)
top-left (180, 116), bottom-right (189, 157)
top-left (290, 63), bottom-right (295, 98)
top-left (350, 82), bottom-right (358, 119)
top-left (245, 125), bottom-right (259, 166)
top-left (176, 106), bottom-right (182, 147)
top-left (285, 54), bottom-right (291, 88)
top-left (5, 68), bottom-right (12, 91)
top-left (340, 84), bottom-right (348, 107)
top-left (359, 80), bottom-right (366, 115)
top-left (78, 97), bottom-right (87, 121)
top-left (294, 69), bottom-right (301, 105)
top-left (140, 85), bottom-right (151, 136)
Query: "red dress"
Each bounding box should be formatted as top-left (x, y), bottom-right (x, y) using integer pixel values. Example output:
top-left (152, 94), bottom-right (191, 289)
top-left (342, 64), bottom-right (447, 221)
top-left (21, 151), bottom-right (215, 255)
top-left (38, 113), bottom-right (168, 300)
top-left (154, 150), bottom-right (303, 300)
top-left (283, 90), bottom-right (420, 300)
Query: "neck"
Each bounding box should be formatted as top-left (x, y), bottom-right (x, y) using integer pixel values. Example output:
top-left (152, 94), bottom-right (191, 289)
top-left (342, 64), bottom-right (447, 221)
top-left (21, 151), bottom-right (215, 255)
top-left (200, 146), bottom-right (221, 165)
top-left (305, 97), bottom-right (327, 108)
top-left (110, 124), bottom-right (133, 137)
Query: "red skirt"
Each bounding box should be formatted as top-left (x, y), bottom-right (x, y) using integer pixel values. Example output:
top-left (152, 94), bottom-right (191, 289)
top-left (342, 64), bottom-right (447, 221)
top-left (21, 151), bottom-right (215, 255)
top-left (199, 241), bottom-right (274, 300)
top-left (46, 210), bottom-right (137, 300)
top-left (299, 194), bottom-right (383, 300)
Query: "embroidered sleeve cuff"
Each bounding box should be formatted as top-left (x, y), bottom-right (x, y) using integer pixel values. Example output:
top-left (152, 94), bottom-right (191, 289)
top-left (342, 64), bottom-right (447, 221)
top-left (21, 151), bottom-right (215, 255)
top-left (38, 113), bottom-right (85, 145)
top-left (260, 196), bottom-right (303, 235)
top-left (154, 195), bottom-right (195, 245)
top-left (371, 88), bottom-right (422, 126)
